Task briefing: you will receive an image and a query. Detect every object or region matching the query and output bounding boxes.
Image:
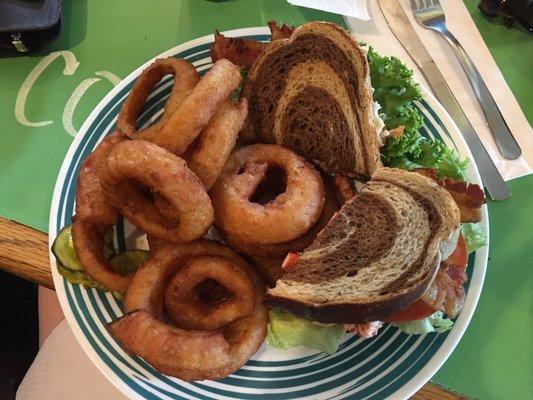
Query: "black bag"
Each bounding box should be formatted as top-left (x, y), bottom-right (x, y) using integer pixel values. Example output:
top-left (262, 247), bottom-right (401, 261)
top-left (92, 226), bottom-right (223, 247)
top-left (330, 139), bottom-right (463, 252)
top-left (479, 0), bottom-right (533, 33)
top-left (0, 0), bottom-right (61, 57)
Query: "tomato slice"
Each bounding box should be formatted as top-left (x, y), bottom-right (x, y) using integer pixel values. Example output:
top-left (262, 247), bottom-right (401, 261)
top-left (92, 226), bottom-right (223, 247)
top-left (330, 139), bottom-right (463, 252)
top-left (384, 234), bottom-right (468, 323)
top-left (382, 299), bottom-right (437, 322)
top-left (281, 252), bottom-right (298, 270)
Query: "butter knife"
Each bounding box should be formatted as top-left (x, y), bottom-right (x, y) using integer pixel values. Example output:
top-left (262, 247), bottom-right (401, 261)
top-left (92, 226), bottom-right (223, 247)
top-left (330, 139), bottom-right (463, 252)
top-left (377, 0), bottom-right (510, 201)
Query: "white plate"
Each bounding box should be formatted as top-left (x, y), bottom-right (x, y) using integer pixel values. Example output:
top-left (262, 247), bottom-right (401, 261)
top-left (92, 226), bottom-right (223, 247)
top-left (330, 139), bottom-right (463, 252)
top-left (49, 27), bottom-right (488, 400)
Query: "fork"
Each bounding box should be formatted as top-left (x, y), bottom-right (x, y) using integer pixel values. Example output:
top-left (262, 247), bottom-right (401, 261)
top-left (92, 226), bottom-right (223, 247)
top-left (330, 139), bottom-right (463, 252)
top-left (411, 0), bottom-right (522, 160)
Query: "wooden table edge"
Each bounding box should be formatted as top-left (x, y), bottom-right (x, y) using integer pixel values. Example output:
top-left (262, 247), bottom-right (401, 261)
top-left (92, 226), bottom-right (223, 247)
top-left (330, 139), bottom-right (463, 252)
top-left (0, 216), bottom-right (470, 399)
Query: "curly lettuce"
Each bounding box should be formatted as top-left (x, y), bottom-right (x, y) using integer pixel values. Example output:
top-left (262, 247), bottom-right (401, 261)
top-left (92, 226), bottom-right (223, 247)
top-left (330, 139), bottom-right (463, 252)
top-left (367, 47), bottom-right (469, 181)
top-left (385, 138), bottom-right (470, 181)
top-left (461, 223), bottom-right (487, 253)
top-left (367, 47), bottom-right (423, 133)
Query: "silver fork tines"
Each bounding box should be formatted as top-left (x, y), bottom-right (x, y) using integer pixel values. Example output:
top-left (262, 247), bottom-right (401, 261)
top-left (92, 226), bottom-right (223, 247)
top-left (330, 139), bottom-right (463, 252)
top-left (411, 0), bottom-right (521, 159)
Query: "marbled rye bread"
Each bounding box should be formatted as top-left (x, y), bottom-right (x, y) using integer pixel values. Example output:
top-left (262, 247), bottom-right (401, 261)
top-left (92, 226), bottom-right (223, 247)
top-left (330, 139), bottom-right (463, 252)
top-left (242, 22), bottom-right (381, 178)
top-left (266, 168), bottom-right (461, 324)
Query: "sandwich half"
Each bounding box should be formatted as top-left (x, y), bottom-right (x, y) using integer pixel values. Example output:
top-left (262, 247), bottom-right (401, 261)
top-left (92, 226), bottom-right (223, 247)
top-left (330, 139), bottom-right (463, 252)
top-left (242, 21), bottom-right (382, 178)
top-left (266, 167), bottom-right (461, 324)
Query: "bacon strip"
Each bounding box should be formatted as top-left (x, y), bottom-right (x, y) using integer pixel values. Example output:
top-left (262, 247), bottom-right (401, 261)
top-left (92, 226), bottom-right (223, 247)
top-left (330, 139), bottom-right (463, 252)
top-left (210, 30), bottom-right (267, 68)
top-left (344, 321), bottom-right (384, 338)
top-left (268, 21), bottom-right (294, 41)
top-left (415, 168), bottom-right (486, 223)
top-left (422, 265), bottom-right (466, 319)
top-left (210, 21), bottom-right (294, 68)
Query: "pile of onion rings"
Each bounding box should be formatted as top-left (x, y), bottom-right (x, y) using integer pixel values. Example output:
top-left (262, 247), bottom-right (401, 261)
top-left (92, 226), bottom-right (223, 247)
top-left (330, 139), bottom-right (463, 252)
top-left (66, 53), bottom-right (344, 382)
top-left (71, 57), bottom-right (245, 289)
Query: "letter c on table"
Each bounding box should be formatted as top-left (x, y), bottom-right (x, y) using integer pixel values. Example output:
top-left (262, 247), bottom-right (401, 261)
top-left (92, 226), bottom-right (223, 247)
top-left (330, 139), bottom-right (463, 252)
top-left (15, 51), bottom-right (80, 127)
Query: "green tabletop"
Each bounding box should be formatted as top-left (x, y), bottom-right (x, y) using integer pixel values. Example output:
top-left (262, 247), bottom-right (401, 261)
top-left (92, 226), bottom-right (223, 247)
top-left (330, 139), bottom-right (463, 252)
top-left (0, 1), bottom-right (530, 399)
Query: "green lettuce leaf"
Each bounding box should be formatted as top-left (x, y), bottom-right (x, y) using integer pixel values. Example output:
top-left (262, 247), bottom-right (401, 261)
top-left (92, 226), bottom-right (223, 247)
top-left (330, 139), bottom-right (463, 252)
top-left (367, 47), bottom-right (469, 181)
top-left (461, 223), bottom-right (487, 254)
top-left (392, 311), bottom-right (454, 334)
top-left (384, 137), bottom-right (469, 181)
top-left (367, 47), bottom-right (422, 134)
top-left (267, 309), bottom-right (345, 354)
top-left (230, 67), bottom-right (248, 102)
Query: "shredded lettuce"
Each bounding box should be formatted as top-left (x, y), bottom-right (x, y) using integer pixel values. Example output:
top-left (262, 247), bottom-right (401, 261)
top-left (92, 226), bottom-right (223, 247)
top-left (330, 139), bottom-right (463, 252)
top-left (461, 223), bottom-right (487, 254)
top-left (266, 309), bottom-right (345, 354)
top-left (392, 311), bottom-right (454, 334)
top-left (367, 47), bottom-right (469, 181)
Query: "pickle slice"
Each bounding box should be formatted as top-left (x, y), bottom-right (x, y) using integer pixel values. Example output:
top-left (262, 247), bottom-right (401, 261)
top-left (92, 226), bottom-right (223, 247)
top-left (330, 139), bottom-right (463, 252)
top-left (57, 263), bottom-right (102, 289)
top-left (52, 226), bottom-right (83, 271)
top-left (109, 249), bottom-right (149, 275)
top-left (52, 225), bottom-right (115, 271)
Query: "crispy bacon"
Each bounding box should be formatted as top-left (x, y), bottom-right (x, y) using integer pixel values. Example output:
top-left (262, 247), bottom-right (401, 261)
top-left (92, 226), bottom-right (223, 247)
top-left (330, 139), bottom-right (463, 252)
top-left (268, 20), bottom-right (294, 41)
top-left (415, 168), bottom-right (486, 223)
top-left (422, 265), bottom-right (466, 319)
top-left (210, 30), bottom-right (267, 68)
top-left (388, 125), bottom-right (405, 139)
top-left (344, 321), bottom-right (384, 338)
top-left (210, 22), bottom-right (293, 68)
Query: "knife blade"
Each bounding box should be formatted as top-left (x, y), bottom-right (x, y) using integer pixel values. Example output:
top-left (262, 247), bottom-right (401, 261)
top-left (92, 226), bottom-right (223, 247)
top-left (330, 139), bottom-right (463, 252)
top-left (377, 0), bottom-right (510, 201)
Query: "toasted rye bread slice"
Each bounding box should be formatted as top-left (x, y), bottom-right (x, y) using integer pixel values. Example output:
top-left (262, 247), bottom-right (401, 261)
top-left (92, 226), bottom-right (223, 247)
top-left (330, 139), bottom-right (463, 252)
top-left (242, 21), bottom-right (381, 178)
top-left (266, 168), bottom-right (460, 323)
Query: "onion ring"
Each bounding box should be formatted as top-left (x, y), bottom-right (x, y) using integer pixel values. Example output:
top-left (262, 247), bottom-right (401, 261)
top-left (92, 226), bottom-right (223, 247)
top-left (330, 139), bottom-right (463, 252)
top-left (147, 235), bottom-right (166, 253)
top-left (185, 99), bottom-right (248, 190)
top-left (215, 289), bottom-right (267, 378)
top-left (108, 310), bottom-right (233, 380)
top-left (164, 255), bottom-right (255, 330)
top-left (221, 180), bottom-right (339, 258)
top-left (110, 240), bottom-right (266, 381)
top-left (211, 144), bottom-right (325, 244)
top-left (75, 130), bottom-right (124, 225)
top-left (100, 140), bottom-right (214, 243)
top-left (125, 240), bottom-right (252, 317)
top-left (71, 217), bottom-right (132, 292)
top-left (117, 58), bottom-right (200, 139)
top-left (138, 59), bottom-right (242, 155)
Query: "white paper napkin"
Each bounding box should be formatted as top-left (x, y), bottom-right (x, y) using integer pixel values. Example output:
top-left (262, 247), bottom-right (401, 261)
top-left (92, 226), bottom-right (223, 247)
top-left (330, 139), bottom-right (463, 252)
top-left (16, 319), bottom-right (126, 400)
top-left (343, 0), bottom-right (533, 181)
top-left (288, 0), bottom-right (370, 20)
